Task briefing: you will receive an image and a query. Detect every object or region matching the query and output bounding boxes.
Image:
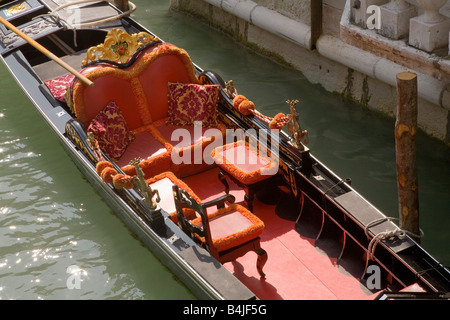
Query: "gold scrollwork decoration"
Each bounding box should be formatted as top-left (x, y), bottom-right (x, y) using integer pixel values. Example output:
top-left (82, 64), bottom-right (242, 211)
top-left (82, 29), bottom-right (159, 66)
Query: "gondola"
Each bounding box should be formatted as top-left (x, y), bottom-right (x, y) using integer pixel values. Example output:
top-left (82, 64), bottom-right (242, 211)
top-left (1, 0), bottom-right (449, 300)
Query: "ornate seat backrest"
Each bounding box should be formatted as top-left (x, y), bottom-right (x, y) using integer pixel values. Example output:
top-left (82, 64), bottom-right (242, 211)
top-left (71, 29), bottom-right (200, 130)
top-left (81, 29), bottom-right (159, 66)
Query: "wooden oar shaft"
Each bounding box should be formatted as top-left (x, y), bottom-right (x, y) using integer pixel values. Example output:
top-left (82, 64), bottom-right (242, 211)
top-left (0, 16), bottom-right (94, 87)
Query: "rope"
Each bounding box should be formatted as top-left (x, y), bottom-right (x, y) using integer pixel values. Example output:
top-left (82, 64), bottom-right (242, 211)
top-left (34, 1), bottom-right (136, 48)
top-left (29, 12), bottom-right (79, 46)
top-left (229, 89), bottom-right (291, 129)
top-left (87, 135), bottom-right (104, 162)
top-left (249, 109), bottom-right (272, 123)
top-left (364, 217), bottom-right (424, 261)
top-left (249, 109), bottom-right (290, 129)
top-left (51, 0), bottom-right (137, 28)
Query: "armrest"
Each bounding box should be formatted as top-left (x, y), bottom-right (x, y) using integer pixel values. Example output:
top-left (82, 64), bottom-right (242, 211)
top-left (65, 119), bottom-right (101, 165)
top-left (201, 193), bottom-right (235, 210)
top-left (198, 70), bottom-right (226, 87)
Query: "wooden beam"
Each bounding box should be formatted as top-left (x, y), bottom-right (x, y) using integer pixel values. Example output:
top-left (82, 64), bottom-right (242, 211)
top-left (114, 0), bottom-right (129, 12)
top-left (311, 0), bottom-right (323, 49)
top-left (395, 72), bottom-right (420, 243)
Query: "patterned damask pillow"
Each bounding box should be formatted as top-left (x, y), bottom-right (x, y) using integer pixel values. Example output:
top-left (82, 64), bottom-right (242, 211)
top-left (87, 101), bottom-right (135, 161)
top-left (167, 82), bottom-right (220, 128)
top-left (44, 73), bottom-right (76, 102)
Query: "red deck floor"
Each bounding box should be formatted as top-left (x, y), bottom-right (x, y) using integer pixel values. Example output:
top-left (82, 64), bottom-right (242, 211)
top-left (183, 168), bottom-right (380, 300)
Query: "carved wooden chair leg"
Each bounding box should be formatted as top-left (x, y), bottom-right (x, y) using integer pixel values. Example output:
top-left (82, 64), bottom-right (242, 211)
top-left (256, 248), bottom-right (268, 279)
top-left (244, 188), bottom-right (255, 212)
top-left (218, 171), bottom-right (230, 194)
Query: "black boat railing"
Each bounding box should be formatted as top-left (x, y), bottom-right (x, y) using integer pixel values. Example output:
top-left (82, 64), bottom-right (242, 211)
top-left (64, 118), bottom-right (167, 230)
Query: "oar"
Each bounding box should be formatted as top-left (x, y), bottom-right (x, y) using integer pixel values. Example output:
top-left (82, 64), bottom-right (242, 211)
top-left (0, 16), bottom-right (94, 87)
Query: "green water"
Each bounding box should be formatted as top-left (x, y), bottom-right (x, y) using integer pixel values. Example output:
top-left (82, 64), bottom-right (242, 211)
top-left (0, 0), bottom-right (448, 299)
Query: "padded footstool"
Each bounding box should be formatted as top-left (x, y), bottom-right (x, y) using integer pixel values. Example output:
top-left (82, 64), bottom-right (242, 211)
top-left (211, 140), bottom-right (279, 212)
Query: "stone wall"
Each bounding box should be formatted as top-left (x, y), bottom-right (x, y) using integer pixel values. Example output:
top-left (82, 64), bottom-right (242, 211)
top-left (169, 0), bottom-right (450, 146)
top-left (253, 0), bottom-right (311, 23)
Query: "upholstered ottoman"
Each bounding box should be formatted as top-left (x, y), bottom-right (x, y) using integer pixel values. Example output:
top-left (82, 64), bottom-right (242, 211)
top-left (211, 140), bottom-right (280, 212)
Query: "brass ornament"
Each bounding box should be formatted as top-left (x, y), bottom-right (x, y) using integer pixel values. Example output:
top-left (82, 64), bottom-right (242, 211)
top-left (286, 99), bottom-right (309, 149)
top-left (82, 29), bottom-right (158, 65)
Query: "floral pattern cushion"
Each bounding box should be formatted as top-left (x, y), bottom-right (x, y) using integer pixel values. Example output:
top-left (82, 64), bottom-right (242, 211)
top-left (167, 82), bottom-right (220, 128)
top-left (87, 101), bottom-right (135, 161)
top-left (44, 73), bottom-right (76, 103)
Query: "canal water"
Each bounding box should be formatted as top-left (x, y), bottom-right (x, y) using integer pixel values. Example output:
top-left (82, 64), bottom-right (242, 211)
top-left (0, 0), bottom-right (448, 299)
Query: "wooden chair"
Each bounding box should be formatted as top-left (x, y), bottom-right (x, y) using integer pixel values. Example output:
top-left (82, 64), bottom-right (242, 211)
top-left (172, 185), bottom-right (268, 278)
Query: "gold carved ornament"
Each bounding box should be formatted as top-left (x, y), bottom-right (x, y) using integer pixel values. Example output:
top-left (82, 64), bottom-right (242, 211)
top-left (81, 29), bottom-right (159, 66)
top-left (6, 3), bottom-right (26, 16)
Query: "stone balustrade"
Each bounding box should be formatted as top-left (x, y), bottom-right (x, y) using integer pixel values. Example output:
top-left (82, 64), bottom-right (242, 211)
top-left (350, 0), bottom-right (450, 54)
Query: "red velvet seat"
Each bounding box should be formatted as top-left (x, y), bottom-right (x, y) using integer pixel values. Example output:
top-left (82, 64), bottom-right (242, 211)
top-left (172, 184), bottom-right (268, 278)
top-left (117, 129), bottom-right (172, 177)
top-left (70, 42), bottom-right (216, 176)
top-left (153, 118), bottom-right (226, 177)
top-left (69, 41), bottom-right (224, 178)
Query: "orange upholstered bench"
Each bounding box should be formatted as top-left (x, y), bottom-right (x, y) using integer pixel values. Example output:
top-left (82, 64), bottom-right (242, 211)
top-left (67, 34), bottom-right (225, 178)
top-left (211, 140), bottom-right (280, 212)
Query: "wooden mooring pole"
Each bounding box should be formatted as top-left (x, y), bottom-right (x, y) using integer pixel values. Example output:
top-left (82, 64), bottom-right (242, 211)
top-left (310, 0), bottom-right (323, 49)
top-left (395, 72), bottom-right (420, 243)
top-left (114, 0), bottom-right (129, 12)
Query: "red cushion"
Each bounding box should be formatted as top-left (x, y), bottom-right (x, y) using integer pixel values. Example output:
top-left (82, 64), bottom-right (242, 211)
top-left (152, 118), bottom-right (226, 176)
top-left (44, 73), bottom-right (75, 102)
top-left (118, 127), bottom-right (172, 178)
top-left (116, 130), bottom-right (167, 167)
top-left (192, 204), bottom-right (264, 252)
top-left (138, 49), bottom-right (200, 122)
top-left (76, 72), bottom-right (148, 130)
top-left (167, 82), bottom-right (220, 128)
top-left (87, 101), bottom-right (135, 161)
top-left (211, 140), bottom-right (277, 185)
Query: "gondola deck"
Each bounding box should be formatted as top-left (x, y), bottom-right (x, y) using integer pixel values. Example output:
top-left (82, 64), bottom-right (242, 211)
top-left (184, 167), bottom-right (374, 300)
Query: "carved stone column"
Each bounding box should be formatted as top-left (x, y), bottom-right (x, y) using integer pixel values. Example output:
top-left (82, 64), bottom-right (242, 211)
top-left (379, 0), bottom-right (417, 39)
top-left (409, 0), bottom-right (450, 52)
